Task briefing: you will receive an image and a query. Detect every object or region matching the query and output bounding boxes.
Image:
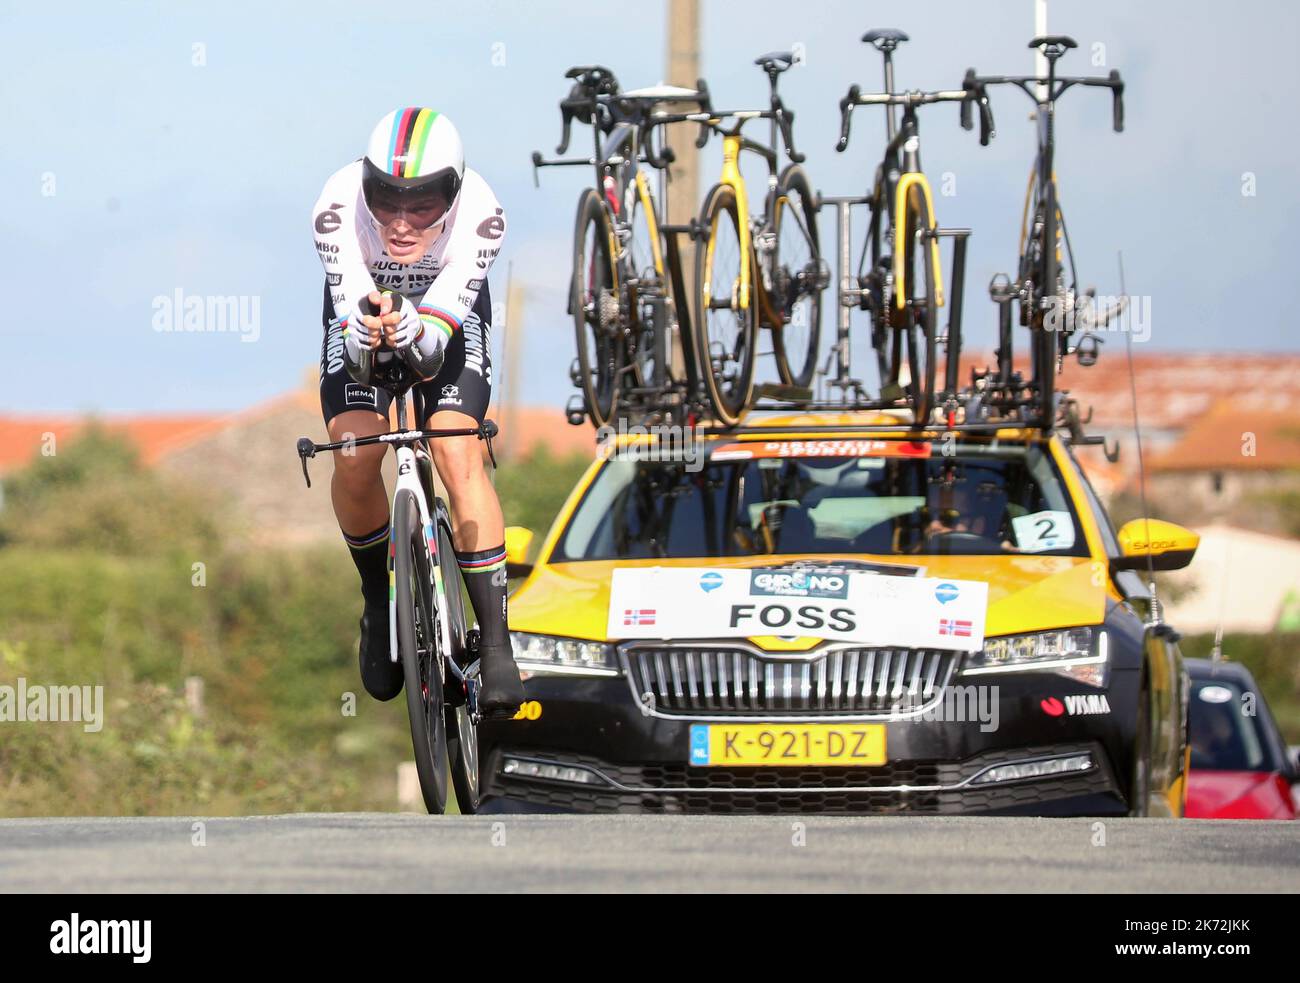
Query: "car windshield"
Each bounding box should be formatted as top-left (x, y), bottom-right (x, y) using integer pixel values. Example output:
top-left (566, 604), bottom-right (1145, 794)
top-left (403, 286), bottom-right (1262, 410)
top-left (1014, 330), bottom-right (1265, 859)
top-left (553, 438), bottom-right (1090, 561)
top-left (1189, 679), bottom-right (1268, 771)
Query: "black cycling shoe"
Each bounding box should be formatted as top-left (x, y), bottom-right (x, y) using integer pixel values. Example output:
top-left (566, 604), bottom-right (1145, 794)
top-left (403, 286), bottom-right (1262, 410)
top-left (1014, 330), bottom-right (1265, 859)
top-left (478, 641), bottom-right (525, 715)
top-left (358, 602), bottom-right (403, 702)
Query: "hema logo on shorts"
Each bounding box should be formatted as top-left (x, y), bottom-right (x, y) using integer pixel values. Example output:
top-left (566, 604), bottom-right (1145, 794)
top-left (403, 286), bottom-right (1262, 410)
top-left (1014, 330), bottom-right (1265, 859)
top-left (344, 383), bottom-right (376, 407)
top-left (50, 913), bottom-right (151, 964)
top-left (151, 288), bottom-right (261, 343)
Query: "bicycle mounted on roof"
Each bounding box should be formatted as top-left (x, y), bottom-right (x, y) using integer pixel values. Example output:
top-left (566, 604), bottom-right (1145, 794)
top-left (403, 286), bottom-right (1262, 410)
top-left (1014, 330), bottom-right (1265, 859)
top-left (533, 65), bottom-right (706, 428)
top-left (825, 28), bottom-right (992, 426)
top-left (964, 34), bottom-right (1126, 432)
top-left (534, 55), bottom-right (829, 429)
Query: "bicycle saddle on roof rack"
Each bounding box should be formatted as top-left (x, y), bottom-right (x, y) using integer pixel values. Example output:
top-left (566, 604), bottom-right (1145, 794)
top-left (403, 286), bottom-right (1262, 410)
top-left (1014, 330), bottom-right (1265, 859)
top-left (862, 28), bottom-right (909, 49)
top-left (754, 51), bottom-right (795, 73)
top-left (564, 65), bottom-right (620, 91)
top-left (1029, 35), bottom-right (1078, 55)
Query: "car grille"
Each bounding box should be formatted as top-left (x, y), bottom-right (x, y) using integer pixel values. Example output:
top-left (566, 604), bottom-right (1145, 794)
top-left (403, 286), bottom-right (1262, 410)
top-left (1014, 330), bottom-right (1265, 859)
top-left (620, 644), bottom-right (957, 716)
top-left (484, 742), bottom-right (1118, 815)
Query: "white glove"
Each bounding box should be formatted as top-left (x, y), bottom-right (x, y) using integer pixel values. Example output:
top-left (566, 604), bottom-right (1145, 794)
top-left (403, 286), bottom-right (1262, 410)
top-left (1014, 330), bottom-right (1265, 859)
top-left (346, 291), bottom-right (423, 353)
top-left (345, 295), bottom-right (383, 358)
top-left (384, 293), bottom-right (425, 349)
top-left (405, 310), bottom-right (448, 378)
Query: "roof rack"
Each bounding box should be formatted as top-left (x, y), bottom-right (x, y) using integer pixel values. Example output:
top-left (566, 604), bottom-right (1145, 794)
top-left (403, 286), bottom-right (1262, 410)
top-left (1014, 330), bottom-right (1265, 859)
top-left (691, 419), bottom-right (1032, 438)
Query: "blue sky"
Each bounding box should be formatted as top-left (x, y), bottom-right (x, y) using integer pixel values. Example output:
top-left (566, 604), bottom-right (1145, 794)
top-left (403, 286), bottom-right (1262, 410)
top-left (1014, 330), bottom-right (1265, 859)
top-left (5, 0), bottom-right (1297, 414)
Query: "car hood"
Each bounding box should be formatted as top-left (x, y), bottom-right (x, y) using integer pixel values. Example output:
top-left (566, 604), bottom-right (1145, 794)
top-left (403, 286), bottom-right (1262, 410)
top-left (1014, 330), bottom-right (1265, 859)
top-left (510, 553), bottom-right (1107, 644)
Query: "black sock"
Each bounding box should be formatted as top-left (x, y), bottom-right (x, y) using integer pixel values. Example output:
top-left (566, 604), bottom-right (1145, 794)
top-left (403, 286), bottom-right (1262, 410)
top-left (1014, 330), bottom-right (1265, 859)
top-left (456, 544), bottom-right (509, 649)
top-left (343, 522), bottom-right (390, 608)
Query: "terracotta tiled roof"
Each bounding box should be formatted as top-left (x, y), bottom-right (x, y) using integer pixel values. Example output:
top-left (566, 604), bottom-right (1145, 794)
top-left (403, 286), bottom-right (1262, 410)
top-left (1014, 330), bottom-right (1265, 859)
top-left (0, 391), bottom-right (594, 478)
top-left (1148, 399), bottom-right (1300, 472)
top-left (0, 415), bottom-right (221, 476)
top-left (956, 351), bottom-right (1300, 432)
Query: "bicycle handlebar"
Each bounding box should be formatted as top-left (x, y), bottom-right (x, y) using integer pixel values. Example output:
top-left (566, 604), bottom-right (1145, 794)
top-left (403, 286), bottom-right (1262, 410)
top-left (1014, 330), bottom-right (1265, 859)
top-left (296, 421), bottom-right (500, 488)
top-left (960, 69), bottom-right (995, 146)
top-left (836, 85), bottom-right (981, 152)
top-left (643, 134), bottom-right (676, 169)
top-left (776, 103), bottom-right (805, 163)
top-left (1108, 70), bottom-right (1124, 133)
top-left (964, 68), bottom-right (1125, 134)
top-left (540, 71), bottom-right (710, 173)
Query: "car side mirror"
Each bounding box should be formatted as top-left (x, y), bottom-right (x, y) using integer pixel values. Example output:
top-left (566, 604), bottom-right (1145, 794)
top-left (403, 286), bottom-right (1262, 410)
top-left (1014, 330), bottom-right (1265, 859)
top-left (505, 525), bottom-right (535, 578)
top-left (1110, 518), bottom-right (1199, 572)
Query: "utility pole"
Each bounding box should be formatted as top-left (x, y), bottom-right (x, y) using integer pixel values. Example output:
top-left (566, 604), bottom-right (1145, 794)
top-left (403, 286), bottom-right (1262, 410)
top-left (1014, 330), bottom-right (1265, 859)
top-left (666, 0), bottom-right (700, 375)
top-left (502, 262), bottom-right (523, 461)
top-left (1035, 0), bottom-right (1048, 99)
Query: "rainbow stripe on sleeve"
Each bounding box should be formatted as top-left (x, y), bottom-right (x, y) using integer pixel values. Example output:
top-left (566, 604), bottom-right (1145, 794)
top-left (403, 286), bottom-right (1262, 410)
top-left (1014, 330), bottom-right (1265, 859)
top-left (417, 304), bottom-right (460, 340)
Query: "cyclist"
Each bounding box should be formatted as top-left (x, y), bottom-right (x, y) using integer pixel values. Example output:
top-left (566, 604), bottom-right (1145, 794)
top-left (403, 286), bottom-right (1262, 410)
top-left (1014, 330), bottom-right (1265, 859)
top-left (311, 107), bottom-right (525, 714)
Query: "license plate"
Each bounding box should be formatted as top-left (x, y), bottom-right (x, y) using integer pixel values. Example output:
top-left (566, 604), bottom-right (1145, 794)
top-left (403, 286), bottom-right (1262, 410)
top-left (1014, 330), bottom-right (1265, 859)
top-left (689, 723), bottom-right (886, 767)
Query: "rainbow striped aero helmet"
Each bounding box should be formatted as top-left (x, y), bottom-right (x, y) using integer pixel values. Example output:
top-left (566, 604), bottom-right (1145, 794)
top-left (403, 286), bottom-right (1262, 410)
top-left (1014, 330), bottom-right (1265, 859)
top-left (362, 108), bottom-right (464, 229)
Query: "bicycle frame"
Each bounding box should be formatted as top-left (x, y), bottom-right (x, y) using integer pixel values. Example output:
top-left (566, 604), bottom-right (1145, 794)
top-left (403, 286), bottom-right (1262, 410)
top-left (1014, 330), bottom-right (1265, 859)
top-left (598, 122), bottom-right (668, 305)
top-left (865, 108), bottom-right (945, 313)
top-left (966, 39), bottom-right (1124, 424)
top-left (385, 396), bottom-right (451, 667)
top-left (835, 49), bottom-right (985, 419)
top-left (688, 114), bottom-right (794, 328)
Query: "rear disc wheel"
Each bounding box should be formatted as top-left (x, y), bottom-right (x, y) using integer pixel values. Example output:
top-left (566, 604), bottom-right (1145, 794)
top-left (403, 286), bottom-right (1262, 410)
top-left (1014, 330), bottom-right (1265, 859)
top-left (438, 515), bottom-right (481, 814)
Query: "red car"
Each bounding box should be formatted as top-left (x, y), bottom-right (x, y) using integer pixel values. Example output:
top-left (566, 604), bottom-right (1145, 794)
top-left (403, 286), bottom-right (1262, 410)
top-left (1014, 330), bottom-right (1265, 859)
top-left (1186, 658), bottom-right (1299, 819)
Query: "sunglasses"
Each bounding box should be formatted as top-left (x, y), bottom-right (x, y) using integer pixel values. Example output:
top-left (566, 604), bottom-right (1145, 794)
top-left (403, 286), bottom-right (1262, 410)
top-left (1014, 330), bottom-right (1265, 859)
top-left (367, 192), bottom-right (449, 230)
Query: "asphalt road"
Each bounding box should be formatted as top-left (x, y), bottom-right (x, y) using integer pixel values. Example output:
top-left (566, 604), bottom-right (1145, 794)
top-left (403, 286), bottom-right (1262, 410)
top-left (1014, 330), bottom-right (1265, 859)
top-left (1, 814), bottom-right (1297, 892)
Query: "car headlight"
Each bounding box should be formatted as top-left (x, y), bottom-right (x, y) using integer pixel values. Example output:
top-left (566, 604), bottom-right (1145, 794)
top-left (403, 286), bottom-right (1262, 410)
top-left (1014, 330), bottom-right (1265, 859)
top-left (509, 632), bottom-right (620, 678)
top-left (960, 627), bottom-right (1108, 686)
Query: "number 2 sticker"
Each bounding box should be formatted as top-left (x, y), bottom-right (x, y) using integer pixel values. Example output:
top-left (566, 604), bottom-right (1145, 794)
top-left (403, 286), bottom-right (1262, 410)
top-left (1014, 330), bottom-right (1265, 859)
top-left (1011, 510), bottom-right (1075, 552)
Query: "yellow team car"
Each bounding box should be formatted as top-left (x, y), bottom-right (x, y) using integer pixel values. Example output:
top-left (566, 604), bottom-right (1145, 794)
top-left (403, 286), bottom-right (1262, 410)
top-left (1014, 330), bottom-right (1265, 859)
top-left (481, 413), bottom-right (1196, 816)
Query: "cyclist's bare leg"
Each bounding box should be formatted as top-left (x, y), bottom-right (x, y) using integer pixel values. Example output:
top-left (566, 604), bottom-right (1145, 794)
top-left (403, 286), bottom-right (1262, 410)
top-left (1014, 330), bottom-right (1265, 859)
top-left (328, 408), bottom-right (402, 701)
top-left (328, 409), bottom-right (390, 535)
top-left (426, 407), bottom-right (523, 712)
top-left (425, 409), bottom-right (504, 549)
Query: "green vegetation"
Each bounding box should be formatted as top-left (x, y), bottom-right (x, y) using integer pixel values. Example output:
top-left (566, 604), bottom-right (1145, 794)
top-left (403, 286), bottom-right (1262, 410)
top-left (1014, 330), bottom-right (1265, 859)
top-left (1181, 632), bottom-right (1300, 743)
top-left (0, 428), bottom-right (590, 817)
top-left (495, 444), bottom-right (591, 551)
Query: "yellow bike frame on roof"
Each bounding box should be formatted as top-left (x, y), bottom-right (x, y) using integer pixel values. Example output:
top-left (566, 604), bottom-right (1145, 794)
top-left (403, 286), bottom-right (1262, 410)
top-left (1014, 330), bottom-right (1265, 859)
top-left (633, 169), bottom-right (666, 278)
top-left (702, 133), bottom-right (752, 313)
top-left (891, 171), bottom-right (945, 310)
